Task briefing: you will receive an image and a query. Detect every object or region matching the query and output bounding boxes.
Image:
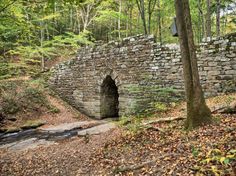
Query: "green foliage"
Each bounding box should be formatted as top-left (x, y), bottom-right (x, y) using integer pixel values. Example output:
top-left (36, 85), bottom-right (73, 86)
top-left (0, 30), bottom-right (93, 79)
top-left (194, 148), bottom-right (236, 175)
top-left (0, 59), bottom-right (9, 76)
top-left (8, 30), bottom-right (93, 61)
top-left (0, 57), bottom-right (40, 80)
top-left (201, 149), bottom-right (236, 165)
top-left (8, 45), bottom-right (56, 63)
top-left (0, 0), bottom-right (235, 50)
top-left (44, 30), bottom-right (94, 54)
top-left (0, 0), bottom-right (235, 79)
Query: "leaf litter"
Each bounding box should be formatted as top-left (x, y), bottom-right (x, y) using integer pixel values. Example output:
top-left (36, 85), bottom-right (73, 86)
top-left (0, 94), bottom-right (235, 175)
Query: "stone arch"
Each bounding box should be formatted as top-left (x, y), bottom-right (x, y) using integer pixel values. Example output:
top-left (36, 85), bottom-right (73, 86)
top-left (100, 75), bottom-right (119, 118)
top-left (98, 68), bottom-right (121, 89)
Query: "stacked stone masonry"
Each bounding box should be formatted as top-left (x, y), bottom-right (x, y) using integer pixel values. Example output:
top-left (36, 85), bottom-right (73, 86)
top-left (49, 33), bottom-right (236, 119)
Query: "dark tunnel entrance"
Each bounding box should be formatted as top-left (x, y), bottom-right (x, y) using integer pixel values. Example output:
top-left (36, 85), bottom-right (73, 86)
top-left (100, 75), bottom-right (119, 118)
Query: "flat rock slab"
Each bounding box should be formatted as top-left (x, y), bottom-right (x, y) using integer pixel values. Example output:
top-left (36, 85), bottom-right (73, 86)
top-left (0, 138), bottom-right (55, 151)
top-left (0, 121), bottom-right (115, 151)
top-left (77, 123), bottom-right (116, 136)
top-left (40, 121), bottom-right (102, 133)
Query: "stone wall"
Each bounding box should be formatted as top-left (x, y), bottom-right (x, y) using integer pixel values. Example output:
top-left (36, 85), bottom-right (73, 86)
top-left (49, 33), bottom-right (236, 119)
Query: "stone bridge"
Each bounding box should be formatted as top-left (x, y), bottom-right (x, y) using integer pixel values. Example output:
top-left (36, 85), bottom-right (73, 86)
top-left (49, 33), bottom-right (236, 119)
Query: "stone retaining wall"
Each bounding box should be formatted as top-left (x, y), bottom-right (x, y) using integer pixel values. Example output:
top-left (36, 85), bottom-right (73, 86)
top-left (49, 33), bottom-right (236, 119)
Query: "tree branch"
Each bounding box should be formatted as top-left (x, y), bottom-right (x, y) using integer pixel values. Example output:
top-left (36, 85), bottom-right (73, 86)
top-left (142, 116), bottom-right (186, 125)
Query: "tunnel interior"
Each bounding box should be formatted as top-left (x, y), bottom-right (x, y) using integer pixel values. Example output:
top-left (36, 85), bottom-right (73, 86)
top-left (100, 75), bottom-right (119, 118)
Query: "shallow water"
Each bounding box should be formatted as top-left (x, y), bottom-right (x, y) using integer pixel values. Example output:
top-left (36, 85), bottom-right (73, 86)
top-left (0, 127), bottom-right (82, 145)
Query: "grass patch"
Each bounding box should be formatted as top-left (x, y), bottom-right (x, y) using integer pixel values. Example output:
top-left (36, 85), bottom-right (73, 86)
top-left (47, 106), bottom-right (60, 113)
top-left (118, 115), bottom-right (148, 134)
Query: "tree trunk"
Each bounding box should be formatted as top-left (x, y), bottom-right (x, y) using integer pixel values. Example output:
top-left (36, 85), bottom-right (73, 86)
top-left (118, 0), bottom-right (122, 40)
top-left (198, 0), bottom-right (205, 41)
top-left (70, 6), bottom-right (73, 30)
top-left (140, 0), bottom-right (147, 35)
top-left (130, 6), bottom-right (133, 35)
top-left (147, 0), bottom-right (157, 34)
top-left (40, 21), bottom-right (45, 72)
top-left (53, 1), bottom-right (58, 36)
top-left (126, 8), bottom-right (128, 37)
top-left (157, 0), bottom-right (162, 44)
top-left (136, 0), bottom-right (148, 35)
top-left (148, 0), bottom-right (151, 34)
top-left (174, 0), bottom-right (212, 129)
top-left (223, 13), bottom-right (227, 36)
top-left (197, 0), bottom-right (203, 42)
top-left (76, 8), bottom-right (81, 33)
top-left (45, 23), bottom-right (49, 40)
top-left (206, 0), bottom-right (211, 39)
top-left (216, 0), bottom-right (220, 37)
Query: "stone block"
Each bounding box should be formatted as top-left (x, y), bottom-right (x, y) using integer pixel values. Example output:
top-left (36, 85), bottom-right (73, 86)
top-left (225, 70), bottom-right (236, 75)
top-left (208, 62), bottom-right (218, 66)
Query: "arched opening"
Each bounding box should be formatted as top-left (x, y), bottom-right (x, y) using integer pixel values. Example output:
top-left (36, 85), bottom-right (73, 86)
top-left (100, 75), bottom-right (119, 118)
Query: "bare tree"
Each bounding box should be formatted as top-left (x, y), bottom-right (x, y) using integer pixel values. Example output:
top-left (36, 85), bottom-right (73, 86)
top-left (174, 0), bottom-right (212, 129)
top-left (78, 0), bottom-right (101, 31)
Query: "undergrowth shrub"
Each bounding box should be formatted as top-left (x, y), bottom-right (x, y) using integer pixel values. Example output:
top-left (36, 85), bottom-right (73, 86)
top-left (1, 95), bottom-right (19, 114)
top-left (0, 56), bottom-right (39, 80)
top-left (0, 80), bottom-right (54, 120)
top-left (18, 87), bottom-right (50, 111)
